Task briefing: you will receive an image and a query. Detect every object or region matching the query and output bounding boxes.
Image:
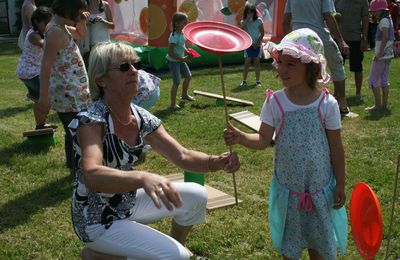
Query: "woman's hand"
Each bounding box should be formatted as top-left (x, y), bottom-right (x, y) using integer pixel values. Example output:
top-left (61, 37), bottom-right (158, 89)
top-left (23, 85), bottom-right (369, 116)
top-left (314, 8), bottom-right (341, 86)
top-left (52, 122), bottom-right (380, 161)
top-left (224, 123), bottom-right (242, 146)
top-left (209, 152), bottom-right (240, 173)
top-left (222, 151), bottom-right (240, 173)
top-left (333, 183), bottom-right (346, 209)
top-left (142, 173), bottom-right (183, 210)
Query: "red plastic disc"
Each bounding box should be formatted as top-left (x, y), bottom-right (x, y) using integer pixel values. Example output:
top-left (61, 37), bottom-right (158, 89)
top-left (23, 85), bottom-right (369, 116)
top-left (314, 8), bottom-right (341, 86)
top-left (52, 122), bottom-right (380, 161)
top-left (350, 182), bottom-right (383, 260)
top-left (183, 21), bottom-right (252, 54)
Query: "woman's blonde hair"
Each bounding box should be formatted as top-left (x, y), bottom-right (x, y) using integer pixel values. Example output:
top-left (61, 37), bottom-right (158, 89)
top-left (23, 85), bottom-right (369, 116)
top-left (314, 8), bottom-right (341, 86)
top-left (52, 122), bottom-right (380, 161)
top-left (88, 41), bottom-right (139, 100)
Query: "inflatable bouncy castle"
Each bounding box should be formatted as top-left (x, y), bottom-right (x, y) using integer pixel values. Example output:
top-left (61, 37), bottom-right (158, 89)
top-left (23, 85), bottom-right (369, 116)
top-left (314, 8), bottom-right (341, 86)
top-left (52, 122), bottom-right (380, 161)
top-left (108, 0), bottom-right (286, 70)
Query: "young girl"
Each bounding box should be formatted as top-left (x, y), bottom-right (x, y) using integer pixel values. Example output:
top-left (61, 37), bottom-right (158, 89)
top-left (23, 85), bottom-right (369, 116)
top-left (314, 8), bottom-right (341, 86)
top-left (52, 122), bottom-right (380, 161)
top-left (367, 0), bottom-right (394, 111)
top-left (166, 12), bottom-right (194, 109)
top-left (224, 28), bottom-right (347, 260)
top-left (239, 2), bottom-right (264, 88)
top-left (38, 0), bottom-right (91, 171)
top-left (78, 0), bottom-right (114, 67)
top-left (16, 6), bottom-right (57, 130)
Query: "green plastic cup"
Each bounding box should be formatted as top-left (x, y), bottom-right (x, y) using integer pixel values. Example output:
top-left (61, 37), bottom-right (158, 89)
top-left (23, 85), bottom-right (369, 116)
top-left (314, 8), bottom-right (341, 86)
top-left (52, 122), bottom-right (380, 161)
top-left (184, 171), bottom-right (205, 186)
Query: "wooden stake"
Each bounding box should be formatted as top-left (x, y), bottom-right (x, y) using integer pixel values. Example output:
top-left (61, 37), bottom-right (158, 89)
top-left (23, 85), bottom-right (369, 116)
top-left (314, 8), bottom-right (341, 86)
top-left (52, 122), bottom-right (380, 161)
top-left (218, 54), bottom-right (238, 205)
top-left (384, 155), bottom-right (399, 260)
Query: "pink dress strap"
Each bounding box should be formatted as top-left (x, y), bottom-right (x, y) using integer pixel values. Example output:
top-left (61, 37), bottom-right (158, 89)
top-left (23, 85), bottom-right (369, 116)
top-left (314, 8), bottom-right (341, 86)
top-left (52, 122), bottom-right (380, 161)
top-left (265, 89), bottom-right (285, 140)
top-left (317, 88), bottom-right (329, 128)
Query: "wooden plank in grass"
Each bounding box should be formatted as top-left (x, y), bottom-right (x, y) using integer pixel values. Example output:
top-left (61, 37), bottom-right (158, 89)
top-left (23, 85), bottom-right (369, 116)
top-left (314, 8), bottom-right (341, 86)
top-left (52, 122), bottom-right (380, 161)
top-left (165, 173), bottom-right (241, 210)
top-left (193, 90), bottom-right (254, 106)
top-left (22, 128), bottom-right (55, 137)
top-left (229, 110), bottom-right (261, 132)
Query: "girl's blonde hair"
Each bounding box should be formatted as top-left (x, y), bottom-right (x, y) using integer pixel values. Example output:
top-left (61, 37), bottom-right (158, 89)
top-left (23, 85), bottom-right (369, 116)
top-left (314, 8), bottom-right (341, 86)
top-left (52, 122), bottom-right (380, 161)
top-left (88, 41), bottom-right (139, 100)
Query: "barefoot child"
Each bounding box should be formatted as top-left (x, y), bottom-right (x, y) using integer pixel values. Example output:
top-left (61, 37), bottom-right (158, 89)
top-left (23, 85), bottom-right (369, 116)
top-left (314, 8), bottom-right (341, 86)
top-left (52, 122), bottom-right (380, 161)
top-left (224, 28), bottom-right (347, 259)
top-left (166, 12), bottom-right (194, 109)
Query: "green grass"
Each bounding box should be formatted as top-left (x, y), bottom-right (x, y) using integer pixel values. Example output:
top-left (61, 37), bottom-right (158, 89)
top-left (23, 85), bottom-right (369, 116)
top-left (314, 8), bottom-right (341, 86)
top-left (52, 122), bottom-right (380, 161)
top-left (0, 42), bottom-right (399, 259)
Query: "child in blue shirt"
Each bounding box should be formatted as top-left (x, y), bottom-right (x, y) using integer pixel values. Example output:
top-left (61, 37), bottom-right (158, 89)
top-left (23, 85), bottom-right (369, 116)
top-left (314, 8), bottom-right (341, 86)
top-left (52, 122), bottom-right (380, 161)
top-left (166, 12), bottom-right (194, 109)
top-left (240, 2), bottom-right (264, 88)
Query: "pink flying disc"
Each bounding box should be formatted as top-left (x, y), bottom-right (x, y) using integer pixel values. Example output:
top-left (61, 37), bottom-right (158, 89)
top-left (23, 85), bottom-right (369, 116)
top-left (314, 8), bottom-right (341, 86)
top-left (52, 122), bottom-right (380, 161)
top-left (186, 48), bottom-right (201, 58)
top-left (183, 21), bottom-right (252, 54)
top-left (350, 182), bottom-right (383, 260)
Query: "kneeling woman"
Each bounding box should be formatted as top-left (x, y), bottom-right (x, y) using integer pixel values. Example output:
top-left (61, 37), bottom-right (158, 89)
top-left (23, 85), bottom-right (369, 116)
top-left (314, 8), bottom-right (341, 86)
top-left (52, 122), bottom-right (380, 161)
top-left (69, 41), bottom-right (240, 260)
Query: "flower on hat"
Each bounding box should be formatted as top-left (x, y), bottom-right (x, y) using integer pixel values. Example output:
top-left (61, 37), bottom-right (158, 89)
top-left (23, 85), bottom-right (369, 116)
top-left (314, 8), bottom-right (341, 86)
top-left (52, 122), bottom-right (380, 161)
top-left (263, 28), bottom-right (330, 84)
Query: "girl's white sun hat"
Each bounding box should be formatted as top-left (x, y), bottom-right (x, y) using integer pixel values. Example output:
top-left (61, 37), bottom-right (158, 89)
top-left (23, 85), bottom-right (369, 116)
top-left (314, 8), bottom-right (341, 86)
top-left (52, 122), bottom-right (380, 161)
top-left (263, 28), bottom-right (330, 84)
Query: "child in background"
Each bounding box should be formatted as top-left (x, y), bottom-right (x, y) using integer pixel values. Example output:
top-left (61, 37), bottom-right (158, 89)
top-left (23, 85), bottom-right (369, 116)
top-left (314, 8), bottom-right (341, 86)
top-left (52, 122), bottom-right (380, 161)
top-left (38, 0), bottom-right (91, 171)
top-left (224, 28), bottom-right (347, 259)
top-left (239, 2), bottom-right (264, 88)
top-left (16, 6), bottom-right (57, 130)
top-left (78, 0), bottom-right (114, 67)
top-left (166, 12), bottom-right (194, 109)
top-left (366, 0), bottom-right (394, 111)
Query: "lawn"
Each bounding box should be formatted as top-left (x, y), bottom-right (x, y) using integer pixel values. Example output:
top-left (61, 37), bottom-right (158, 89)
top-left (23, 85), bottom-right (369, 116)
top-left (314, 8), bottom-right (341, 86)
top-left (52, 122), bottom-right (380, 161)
top-left (0, 42), bottom-right (399, 259)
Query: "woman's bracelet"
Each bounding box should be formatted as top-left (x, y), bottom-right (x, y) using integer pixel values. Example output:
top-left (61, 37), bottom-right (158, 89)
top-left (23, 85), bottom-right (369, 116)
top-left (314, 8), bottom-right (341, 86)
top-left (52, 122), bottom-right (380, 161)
top-left (207, 155), bottom-right (213, 172)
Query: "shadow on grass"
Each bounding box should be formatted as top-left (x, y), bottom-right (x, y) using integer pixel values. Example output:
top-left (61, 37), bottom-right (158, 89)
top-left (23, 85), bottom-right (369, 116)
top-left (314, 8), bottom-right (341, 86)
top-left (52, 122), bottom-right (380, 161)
top-left (0, 175), bottom-right (71, 233)
top-left (347, 96), bottom-right (365, 107)
top-left (364, 108), bottom-right (391, 121)
top-left (0, 141), bottom-right (52, 166)
top-left (231, 83), bottom-right (259, 93)
top-left (0, 104), bottom-right (31, 119)
top-left (153, 106), bottom-right (183, 120)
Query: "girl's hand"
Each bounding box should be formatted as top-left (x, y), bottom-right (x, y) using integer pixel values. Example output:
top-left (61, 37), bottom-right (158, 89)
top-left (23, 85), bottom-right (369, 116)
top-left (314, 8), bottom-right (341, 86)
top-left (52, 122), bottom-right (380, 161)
top-left (142, 173), bottom-right (183, 210)
top-left (95, 16), bottom-right (104, 23)
top-left (182, 55), bottom-right (191, 62)
top-left (80, 11), bottom-right (91, 22)
top-left (224, 122), bottom-right (242, 145)
top-left (333, 183), bottom-right (346, 209)
top-left (373, 54), bottom-right (383, 61)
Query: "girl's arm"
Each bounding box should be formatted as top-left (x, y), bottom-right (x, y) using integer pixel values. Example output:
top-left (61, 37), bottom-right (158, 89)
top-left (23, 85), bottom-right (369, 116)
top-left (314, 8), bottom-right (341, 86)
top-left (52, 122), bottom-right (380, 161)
top-left (99, 1), bottom-right (115, 29)
top-left (375, 26), bottom-right (389, 60)
top-left (37, 26), bottom-right (65, 121)
top-left (22, 4), bottom-right (35, 35)
top-left (28, 32), bottom-right (45, 48)
top-left (326, 129), bottom-right (346, 209)
top-left (256, 21), bottom-right (265, 46)
top-left (224, 122), bottom-right (274, 150)
top-left (78, 123), bottom-right (183, 210)
top-left (67, 12), bottom-right (90, 40)
top-left (145, 125), bottom-right (240, 173)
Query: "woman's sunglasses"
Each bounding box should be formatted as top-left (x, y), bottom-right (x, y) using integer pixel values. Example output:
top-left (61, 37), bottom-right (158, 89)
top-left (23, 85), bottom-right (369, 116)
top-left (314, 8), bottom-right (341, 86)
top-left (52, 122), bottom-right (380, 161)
top-left (108, 62), bottom-right (142, 72)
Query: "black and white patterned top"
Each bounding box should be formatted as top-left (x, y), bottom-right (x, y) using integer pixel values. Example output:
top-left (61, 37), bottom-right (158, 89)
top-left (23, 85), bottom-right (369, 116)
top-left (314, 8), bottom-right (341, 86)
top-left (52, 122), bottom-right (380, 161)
top-left (68, 99), bottom-right (161, 242)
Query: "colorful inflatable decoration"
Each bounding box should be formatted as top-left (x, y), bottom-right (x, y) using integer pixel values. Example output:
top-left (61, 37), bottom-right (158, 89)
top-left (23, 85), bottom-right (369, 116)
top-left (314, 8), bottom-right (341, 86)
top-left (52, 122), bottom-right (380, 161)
top-left (108, 0), bottom-right (286, 70)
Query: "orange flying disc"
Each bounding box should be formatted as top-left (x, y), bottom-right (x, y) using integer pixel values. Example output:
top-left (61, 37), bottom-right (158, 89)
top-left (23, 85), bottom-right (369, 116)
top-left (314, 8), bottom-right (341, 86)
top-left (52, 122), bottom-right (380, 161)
top-left (350, 182), bottom-right (383, 260)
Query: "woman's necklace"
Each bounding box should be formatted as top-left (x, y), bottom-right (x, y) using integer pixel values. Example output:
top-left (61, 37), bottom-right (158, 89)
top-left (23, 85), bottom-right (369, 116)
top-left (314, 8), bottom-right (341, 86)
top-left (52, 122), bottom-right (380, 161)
top-left (107, 105), bottom-right (133, 126)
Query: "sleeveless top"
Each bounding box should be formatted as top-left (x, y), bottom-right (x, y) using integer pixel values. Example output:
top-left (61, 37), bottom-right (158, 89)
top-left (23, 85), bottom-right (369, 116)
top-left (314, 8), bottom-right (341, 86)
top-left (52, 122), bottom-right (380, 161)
top-left (16, 29), bottom-right (43, 79)
top-left (266, 89), bottom-right (347, 259)
top-left (68, 100), bottom-right (161, 242)
top-left (46, 24), bottom-right (91, 112)
top-left (89, 11), bottom-right (110, 47)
